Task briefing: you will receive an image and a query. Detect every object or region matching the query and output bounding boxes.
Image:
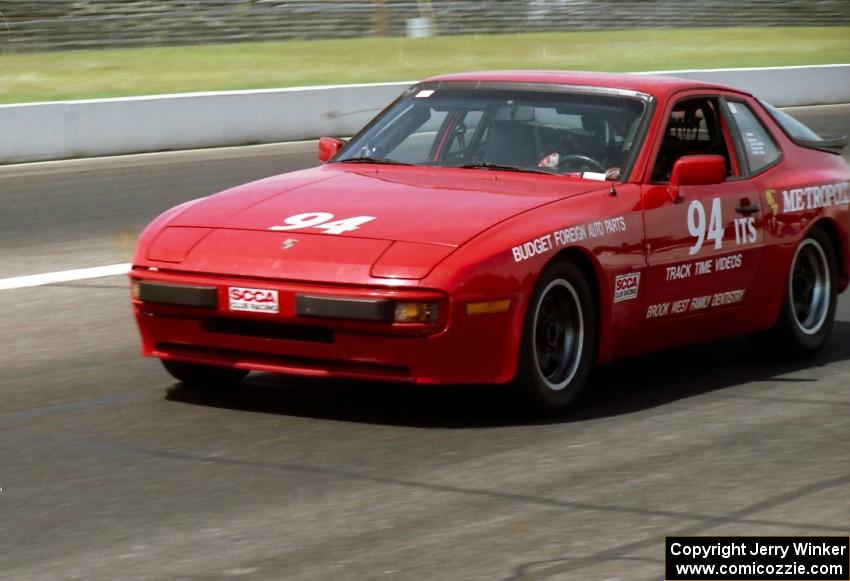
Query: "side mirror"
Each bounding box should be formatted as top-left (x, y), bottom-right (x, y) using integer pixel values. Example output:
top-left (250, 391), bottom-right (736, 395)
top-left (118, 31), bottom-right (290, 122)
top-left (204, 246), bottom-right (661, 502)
top-left (318, 137), bottom-right (344, 163)
top-left (668, 155), bottom-right (726, 202)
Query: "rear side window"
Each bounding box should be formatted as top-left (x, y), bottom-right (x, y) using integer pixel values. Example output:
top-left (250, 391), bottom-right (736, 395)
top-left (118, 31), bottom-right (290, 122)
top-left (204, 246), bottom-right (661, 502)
top-left (726, 101), bottom-right (781, 174)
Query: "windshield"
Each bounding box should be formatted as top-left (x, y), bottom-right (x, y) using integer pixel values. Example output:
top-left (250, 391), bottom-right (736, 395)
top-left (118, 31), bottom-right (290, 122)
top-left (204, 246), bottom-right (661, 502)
top-left (336, 84), bottom-right (649, 180)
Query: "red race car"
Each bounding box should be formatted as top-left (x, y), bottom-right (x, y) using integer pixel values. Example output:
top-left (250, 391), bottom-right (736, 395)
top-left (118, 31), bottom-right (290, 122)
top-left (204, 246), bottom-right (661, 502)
top-left (131, 71), bottom-right (850, 414)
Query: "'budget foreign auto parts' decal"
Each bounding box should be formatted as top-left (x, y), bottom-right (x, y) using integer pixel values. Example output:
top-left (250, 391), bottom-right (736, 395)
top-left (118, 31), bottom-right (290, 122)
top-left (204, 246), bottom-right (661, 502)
top-left (511, 216), bottom-right (627, 263)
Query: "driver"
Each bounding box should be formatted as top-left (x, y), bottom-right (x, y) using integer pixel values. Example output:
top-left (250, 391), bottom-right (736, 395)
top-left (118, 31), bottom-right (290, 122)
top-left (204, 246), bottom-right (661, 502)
top-left (537, 113), bottom-right (606, 172)
top-left (536, 113), bottom-right (629, 180)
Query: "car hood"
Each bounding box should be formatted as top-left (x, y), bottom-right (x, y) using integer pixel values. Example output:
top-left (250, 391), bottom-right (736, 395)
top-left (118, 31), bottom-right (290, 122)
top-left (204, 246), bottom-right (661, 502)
top-left (168, 165), bottom-right (605, 247)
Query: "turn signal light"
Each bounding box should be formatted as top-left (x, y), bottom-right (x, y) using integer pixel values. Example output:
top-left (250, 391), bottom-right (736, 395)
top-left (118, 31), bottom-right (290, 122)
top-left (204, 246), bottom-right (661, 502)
top-left (466, 299), bottom-right (512, 315)
top-left (394, 301), bottom-right (439, 324)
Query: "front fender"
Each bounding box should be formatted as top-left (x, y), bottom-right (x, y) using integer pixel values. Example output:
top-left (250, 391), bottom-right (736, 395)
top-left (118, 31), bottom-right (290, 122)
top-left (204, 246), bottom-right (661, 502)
top-left (424, 183), bottom-right (647, 374)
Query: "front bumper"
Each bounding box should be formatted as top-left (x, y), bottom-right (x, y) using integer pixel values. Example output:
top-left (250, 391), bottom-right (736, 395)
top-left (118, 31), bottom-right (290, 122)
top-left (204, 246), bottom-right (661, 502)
top-left (131, 268), bottom-right (520, 385)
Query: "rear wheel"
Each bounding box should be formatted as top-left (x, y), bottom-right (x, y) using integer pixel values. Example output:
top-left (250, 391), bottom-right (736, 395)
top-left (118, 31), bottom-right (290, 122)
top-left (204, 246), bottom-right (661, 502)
top-left (515, 260), bottom-right (597, 415)
top-left (750, 227), bottom-right (837, 358)
top-left (161, 360), bottom-right (249, 387)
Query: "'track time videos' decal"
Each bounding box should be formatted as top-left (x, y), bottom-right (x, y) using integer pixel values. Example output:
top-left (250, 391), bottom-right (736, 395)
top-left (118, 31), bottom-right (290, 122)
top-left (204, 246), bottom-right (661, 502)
top-left (665, 253), bottom-right (743, 282)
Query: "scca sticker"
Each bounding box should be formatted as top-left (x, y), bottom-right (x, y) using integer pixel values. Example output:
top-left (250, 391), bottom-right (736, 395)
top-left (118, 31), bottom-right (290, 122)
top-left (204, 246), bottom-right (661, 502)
top-left (614, 272), bottom-right (640, 303)
top-left (228, 287), bottom-right (279, 314)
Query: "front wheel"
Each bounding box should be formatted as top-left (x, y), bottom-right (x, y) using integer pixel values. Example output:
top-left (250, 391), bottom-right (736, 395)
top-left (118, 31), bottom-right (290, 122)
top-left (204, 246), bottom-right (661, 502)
top-left (515, 260), bottom-right (597, 415)
top-left (750, 227), bottom-right (837, 358)
top-left (162, 360), bottom-right (249, 387)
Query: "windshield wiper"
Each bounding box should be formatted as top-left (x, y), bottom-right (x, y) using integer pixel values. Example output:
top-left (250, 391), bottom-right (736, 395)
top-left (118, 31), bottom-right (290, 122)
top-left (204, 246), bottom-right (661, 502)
top-left (338, 156), bottom-right (413, 166)
top-left (456, 162), bottom-right (555, 175)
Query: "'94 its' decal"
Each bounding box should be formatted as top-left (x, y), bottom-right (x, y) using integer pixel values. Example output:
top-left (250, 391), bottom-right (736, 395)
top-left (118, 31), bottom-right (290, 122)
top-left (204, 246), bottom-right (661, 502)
top-left (269, 212), bottom-right (376, 235)
top-left (687, 198), bottom-right (724, 255)
top-left (687, 197), bottom-right (756, 256)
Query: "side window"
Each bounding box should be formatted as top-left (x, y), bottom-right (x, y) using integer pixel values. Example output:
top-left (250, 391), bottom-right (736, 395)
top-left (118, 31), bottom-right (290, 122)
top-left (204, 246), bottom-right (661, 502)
top-left (725, 101), bottom-right (781, 174)
top-left (442, 110), bottom-right (484, 161)
top-left (388, 109), bottom-right (449, 163)
top-left (651, 98), bottom-right (735, 183)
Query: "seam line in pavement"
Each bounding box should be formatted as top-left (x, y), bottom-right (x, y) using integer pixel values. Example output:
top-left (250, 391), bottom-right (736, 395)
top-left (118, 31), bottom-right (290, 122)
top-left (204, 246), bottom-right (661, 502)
top-left (17, 431), bottom-right (850, 537)
top-left (503, 473), bottom-right (850, 580)
top-left (716, 393), bottom-right (850, 406)
top-left (0, 392), bottom-right (153, 428)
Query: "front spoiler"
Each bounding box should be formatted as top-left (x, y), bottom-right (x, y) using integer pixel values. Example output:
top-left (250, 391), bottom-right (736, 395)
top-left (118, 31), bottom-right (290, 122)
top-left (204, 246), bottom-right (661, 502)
top-left (131, 268), bottom-right (521, 385)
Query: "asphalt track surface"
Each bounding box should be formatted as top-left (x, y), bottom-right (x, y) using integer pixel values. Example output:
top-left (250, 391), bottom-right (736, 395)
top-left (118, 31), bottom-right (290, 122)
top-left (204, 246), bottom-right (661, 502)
top-left (1, 105), bottom-right (849, 580)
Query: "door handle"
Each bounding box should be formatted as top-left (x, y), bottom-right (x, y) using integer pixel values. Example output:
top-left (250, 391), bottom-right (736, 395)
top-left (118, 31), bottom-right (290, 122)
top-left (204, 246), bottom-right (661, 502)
top-left (735, 203), bottom-right (761, 214)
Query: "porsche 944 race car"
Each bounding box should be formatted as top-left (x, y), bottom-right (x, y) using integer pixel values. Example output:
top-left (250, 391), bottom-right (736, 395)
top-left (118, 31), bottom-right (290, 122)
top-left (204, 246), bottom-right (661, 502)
top-left (131, 71), bottom-right (850, 414)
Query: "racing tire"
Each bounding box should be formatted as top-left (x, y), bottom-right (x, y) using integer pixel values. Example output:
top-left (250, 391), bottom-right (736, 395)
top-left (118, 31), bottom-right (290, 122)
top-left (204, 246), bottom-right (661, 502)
top-left (515, 259), bottom-right (597, 416)
top-left (750, 227), bottom-right (837, 359)
top-left (161, 360), bottom-right (249, 387)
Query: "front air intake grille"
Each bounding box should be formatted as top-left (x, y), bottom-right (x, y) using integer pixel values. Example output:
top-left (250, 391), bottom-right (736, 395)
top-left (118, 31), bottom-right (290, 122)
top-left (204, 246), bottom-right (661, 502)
top-left (203, 318), bottom-right (334, 343)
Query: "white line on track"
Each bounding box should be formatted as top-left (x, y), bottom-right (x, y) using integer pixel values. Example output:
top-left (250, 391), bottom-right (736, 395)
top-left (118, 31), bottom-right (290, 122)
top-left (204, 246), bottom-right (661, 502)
top-left (0, 263), bottom-right (130, 290)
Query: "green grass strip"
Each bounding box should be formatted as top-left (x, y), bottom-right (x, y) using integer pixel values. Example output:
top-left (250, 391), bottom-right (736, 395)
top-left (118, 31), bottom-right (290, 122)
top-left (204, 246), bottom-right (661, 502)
top-left (0, 27), bottom-right (847, 104)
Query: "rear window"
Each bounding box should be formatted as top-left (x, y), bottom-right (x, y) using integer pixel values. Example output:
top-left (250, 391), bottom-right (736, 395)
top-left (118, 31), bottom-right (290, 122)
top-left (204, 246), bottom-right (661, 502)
top-left (759, 99), bottom-right (847, 153)
top-left (760, 100), bottom-right (821, 141)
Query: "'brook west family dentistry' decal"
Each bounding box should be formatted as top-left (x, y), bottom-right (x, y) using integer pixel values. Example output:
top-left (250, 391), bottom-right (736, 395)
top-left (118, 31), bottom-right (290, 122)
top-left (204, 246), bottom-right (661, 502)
top-left (646, 289), bottom-right (745, 319)
top-left (512, 216), bottom-right (627, 263)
